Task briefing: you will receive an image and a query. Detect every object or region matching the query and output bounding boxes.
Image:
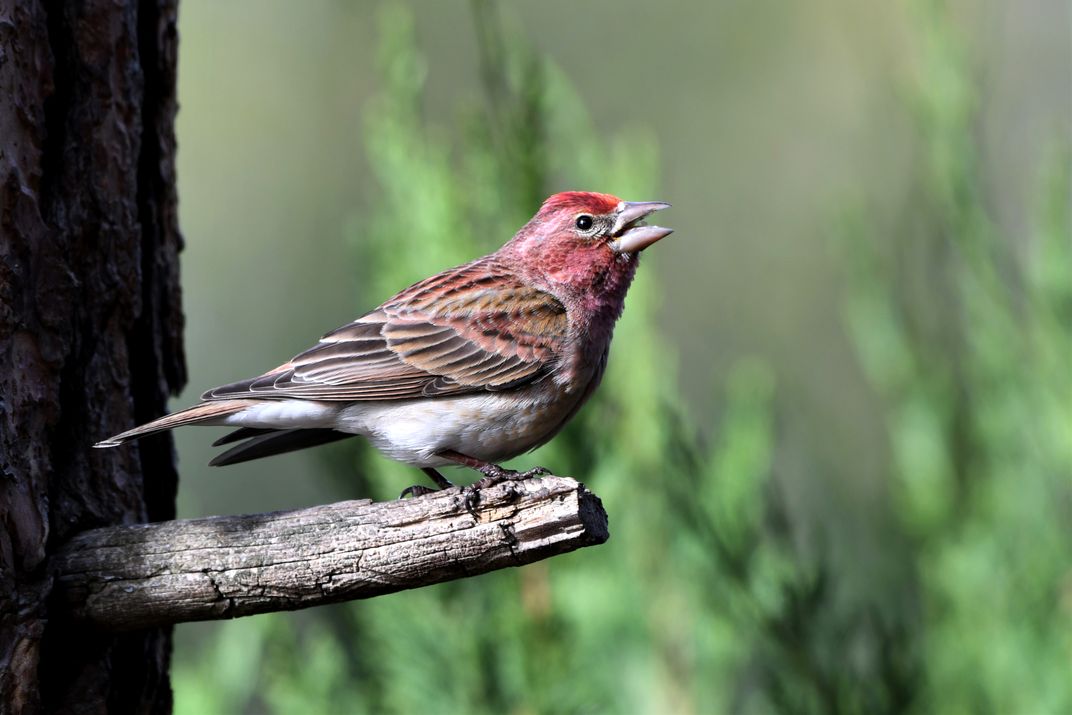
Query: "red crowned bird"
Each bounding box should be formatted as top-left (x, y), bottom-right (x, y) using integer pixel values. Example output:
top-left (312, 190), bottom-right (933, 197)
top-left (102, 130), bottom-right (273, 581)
top-left (96, 192), bottom-right (673, 496)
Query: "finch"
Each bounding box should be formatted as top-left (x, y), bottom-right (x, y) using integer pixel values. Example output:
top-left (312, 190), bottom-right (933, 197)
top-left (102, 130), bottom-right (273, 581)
top-left (96, 192), bottom-right (673, 494)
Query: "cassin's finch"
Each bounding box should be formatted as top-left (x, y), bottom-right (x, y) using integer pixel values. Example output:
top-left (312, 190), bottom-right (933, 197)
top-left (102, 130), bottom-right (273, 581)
top-left (97, 192), bottom-right (673, 495)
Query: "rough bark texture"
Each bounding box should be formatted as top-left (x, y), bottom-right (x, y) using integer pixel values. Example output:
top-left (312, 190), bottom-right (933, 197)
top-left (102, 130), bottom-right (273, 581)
top-left (51, 477), bottom-right (609, 631)
top-left (0, 0), bottom-right (184, 712)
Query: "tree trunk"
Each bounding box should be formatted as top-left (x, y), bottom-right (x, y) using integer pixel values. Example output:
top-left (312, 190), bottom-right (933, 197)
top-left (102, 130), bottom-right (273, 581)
top-left (0, 0), bottom-right (184, 711)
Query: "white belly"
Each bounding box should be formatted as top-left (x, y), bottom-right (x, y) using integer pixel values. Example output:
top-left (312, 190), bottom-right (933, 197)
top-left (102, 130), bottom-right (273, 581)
top-left (335, 388), bottom-right (578, 467)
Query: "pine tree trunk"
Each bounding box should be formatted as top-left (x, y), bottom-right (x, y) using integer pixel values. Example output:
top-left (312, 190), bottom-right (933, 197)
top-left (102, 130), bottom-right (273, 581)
top-left (0, 0), bottom-right (185, 711)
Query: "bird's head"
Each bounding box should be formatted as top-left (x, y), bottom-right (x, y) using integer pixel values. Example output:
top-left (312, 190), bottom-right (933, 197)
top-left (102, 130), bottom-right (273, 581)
top-left (503, 191), bottom-right (673, 302)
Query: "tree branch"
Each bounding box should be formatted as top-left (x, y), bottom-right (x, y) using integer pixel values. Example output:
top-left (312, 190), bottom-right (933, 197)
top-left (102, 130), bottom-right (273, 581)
top-left (49, 476), bottom-right (608, 631)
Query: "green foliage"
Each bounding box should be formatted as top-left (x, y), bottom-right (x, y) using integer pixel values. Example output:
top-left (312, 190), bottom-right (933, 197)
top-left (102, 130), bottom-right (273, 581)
top-left (838, 1), bottom-right (1072, 712)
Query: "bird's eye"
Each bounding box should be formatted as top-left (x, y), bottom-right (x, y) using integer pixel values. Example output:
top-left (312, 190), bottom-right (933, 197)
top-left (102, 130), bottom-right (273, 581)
top-left (575, 215), bottom-right (594, 231)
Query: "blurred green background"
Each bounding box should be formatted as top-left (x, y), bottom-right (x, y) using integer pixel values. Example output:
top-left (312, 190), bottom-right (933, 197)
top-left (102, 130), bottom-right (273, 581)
top-left (170, 1), bottom-right (1071, 713)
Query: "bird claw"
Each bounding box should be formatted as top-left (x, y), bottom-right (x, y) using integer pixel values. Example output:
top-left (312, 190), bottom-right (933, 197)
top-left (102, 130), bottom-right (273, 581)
top-left (473, 464), bottom-right (550, 490)
top-left (400, 467), bottom-right (458, 499)
top-left (410, 458), bottom-right (550, 509)
top-left (462, 486), bottom-right (482, 515)
top-left (460, 477), bottom-right (527, 515)
top-left (399, 484), bottom-right (438, 499)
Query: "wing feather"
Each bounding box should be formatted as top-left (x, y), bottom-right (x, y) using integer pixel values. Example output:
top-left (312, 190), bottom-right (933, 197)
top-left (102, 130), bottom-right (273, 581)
top-left (201, 258), bottom-right (568, 402)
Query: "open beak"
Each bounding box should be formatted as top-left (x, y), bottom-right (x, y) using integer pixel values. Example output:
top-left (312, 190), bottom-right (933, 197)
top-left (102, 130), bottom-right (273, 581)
top-left (608, 201), bottom-right (673, 254)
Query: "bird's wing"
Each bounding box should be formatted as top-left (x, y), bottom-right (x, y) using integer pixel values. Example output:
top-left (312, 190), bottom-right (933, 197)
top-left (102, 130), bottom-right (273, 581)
top-left (201, 259), bottom-right (569, 402)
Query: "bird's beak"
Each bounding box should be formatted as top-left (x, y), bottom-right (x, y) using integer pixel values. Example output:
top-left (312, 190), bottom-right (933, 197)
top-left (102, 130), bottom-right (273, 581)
top-left (609, 201), bottom-right (673, 254)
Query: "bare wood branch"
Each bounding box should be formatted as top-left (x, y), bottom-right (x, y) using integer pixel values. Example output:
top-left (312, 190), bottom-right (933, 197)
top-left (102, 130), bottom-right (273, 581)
top-left (50, 476), bottom-right (608, 631)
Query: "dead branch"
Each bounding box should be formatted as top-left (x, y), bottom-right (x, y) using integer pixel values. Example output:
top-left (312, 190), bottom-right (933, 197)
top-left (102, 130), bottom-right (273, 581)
top-left (49, 476), bottom-right (608, 631)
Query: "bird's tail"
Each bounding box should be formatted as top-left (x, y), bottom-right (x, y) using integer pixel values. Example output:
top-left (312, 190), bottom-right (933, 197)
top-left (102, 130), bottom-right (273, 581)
top-left (94, 400), bottom-right (255, 448)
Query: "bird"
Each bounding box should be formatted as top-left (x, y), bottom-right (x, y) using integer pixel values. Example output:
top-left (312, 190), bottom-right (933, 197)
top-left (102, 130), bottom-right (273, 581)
top-left (96, 191), bottom-right (673, 496)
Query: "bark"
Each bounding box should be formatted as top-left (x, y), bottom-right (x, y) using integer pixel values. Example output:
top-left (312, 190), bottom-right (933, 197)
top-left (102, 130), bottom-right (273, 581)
top-left (50, 477), bottom-right (609, 631)
top-left (0, 0), bottom-right (184, 712)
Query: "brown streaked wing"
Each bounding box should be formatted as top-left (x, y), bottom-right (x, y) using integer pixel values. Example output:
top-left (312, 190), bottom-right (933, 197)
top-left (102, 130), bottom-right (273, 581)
top-left (201, 261), bottom-right (569, 402)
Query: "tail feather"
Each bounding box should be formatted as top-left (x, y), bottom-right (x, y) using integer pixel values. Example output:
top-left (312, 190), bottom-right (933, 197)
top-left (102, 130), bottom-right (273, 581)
top-left (94, 400), bottom-right (255, 447)
top-left (209, 428), bottom-right (353, 466)
top-left (212, 427), bottom-right (273, 447)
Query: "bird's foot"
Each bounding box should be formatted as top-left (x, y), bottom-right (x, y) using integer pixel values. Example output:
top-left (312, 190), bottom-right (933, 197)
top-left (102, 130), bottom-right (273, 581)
top-left (399, 484), bottom-right (438, 499)
top-left (461, 467), bottom-right (549, 514)
top-left (471, 464), bottom-right (550, 490)
top-left (436, 450), bottom-right (551, 485)
top-left (399, 468), bottom-right (456, 500)
top-left (433, 451), bottom-right (551, 511)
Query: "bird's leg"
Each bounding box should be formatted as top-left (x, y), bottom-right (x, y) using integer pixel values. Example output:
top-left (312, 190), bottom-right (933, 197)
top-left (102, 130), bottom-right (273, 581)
top-left (423, 467), bottom-right (455, 489)
top-left (399, 467), bottom-right (456, 499)
top-left (436, 450), bottom-right (550, 490)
